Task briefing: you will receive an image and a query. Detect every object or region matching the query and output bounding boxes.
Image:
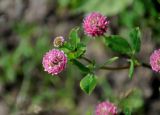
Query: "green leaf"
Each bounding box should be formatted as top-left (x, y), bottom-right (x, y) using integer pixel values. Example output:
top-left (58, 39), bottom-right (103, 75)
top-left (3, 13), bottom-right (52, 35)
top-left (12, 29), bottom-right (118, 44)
top-left (72, 59), bottom-right (90, 73)
top-left (62, 42), bottom-right (74, 51)
top-left (69, 28), bottom-right (80, 50)
top-left (104, 57), bottom-right (119, 65)
top-left (98, 57), bottom-right (119, 69)
top-left (63, 28), bottom-right (86, 59)
top-left (129, 27), bottom-right (141, 53)
top-left (65, 42), bottom-right (86, 60)
top-left (129, 59), bottom-right (134, 79)
top-left (80, 74), bottom-right (97, 95)
top-left (67, 48), bottom-right (86, 60)
top-left (105, 35), bottom-right (132, 55)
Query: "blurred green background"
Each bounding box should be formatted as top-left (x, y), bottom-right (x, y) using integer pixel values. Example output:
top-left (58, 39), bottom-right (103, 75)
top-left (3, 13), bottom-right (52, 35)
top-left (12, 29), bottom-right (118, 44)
top-left (0, 0), bottom-right (160, 115)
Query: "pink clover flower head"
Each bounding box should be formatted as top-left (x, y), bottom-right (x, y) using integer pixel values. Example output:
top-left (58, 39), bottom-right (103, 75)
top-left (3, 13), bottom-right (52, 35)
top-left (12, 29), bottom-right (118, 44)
top-left (150, 49), bottom-right (160, 72)
top-left (83, 12), bottom-right (109, 37)
top-left (42, 49), bottom-right (67, 75)
top-left (96, 101), bottom-right (118, 115)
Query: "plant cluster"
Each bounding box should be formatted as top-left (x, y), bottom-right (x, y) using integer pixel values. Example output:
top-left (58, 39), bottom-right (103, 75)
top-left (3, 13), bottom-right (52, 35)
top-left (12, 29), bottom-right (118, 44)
top-left (41, 12), bottom-right (159, 114)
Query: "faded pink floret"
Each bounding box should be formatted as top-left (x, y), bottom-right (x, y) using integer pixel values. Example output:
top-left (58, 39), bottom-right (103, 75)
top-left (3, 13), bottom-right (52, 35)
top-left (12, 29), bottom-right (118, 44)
top-left (53, 36), bottom-right (65, 47)
top-left (42, 49), bottom-right (67, 75)
top-left (96, 101), bottom-right (118, 115)
top-left (83, 12), bottom-right (109, 37)
top-left (150, 49), bottom-right (160, 72)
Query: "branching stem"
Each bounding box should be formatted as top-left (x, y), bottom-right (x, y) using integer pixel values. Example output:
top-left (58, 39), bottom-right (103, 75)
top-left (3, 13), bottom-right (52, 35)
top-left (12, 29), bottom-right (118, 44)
top-left (80, 56), bottom-right (151, 71)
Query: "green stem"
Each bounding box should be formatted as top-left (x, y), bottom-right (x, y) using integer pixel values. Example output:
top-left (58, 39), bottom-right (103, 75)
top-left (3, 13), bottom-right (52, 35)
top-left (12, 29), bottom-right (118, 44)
top-left (80, 56), bottom-right (151, 70)
top-left (141, 62), bottom-right (152, 69)
top-left (100, 65), bottom-right (132, 70)
top-left (81, 56), bottom-right (92, 63)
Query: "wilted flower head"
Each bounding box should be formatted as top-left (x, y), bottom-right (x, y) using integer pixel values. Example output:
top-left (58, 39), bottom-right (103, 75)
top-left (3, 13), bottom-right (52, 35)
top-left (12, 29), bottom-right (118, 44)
top-left (53, 36), bottom-right (65, 47)
top-left (42, 49), bottom-right (67, 75)
top-left (150, 49), bottom-right (160, 72)
top-left (83, 12), bottom-right (109, 37)
top-left (96, 101), bottom-right (118, 115)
